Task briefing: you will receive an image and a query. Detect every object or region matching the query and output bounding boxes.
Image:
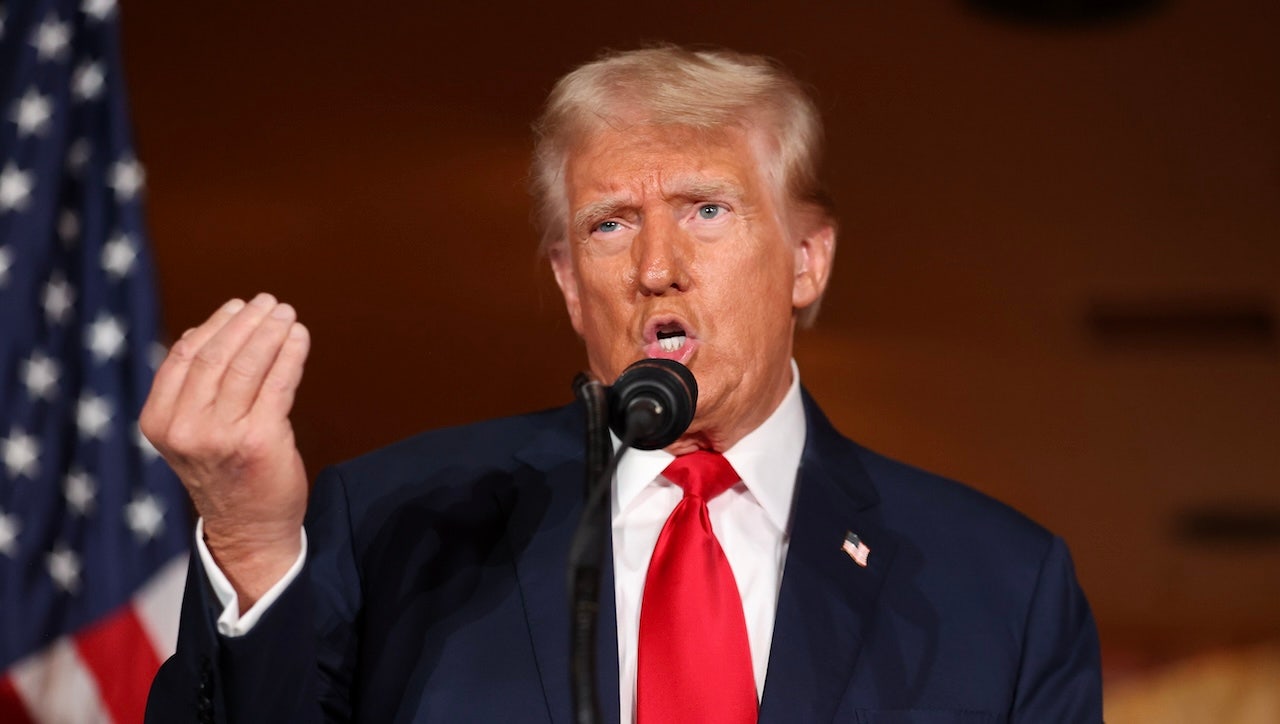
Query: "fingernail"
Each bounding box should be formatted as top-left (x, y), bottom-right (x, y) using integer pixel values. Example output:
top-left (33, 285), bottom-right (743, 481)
top-left (271, 303), bottom-right (295, 320)
top-left (223, 299), bottom-right (246, 314)
top-left (251, 292), bottom-right (276, 307)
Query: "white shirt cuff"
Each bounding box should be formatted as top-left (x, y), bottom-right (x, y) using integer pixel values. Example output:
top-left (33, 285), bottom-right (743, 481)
top-left (195, 518), bottom-right (308, 638)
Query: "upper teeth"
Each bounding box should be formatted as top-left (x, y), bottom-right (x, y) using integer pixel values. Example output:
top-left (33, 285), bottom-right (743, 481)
top-left (658, 334), bottom-right (686, 352)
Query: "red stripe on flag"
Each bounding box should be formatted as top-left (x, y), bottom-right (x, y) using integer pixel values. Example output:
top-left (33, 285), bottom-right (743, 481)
top-left (75, 604), bottom-right (163, 724)
top-left (0, 675), bottom-right (37, 724)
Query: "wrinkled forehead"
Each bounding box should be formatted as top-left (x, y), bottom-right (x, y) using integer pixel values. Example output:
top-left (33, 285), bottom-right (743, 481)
top-left (562, 121), bottom-right (785, 205)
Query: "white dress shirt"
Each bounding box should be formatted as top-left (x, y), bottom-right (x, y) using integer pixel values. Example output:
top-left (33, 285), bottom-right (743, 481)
top-left (611, 364), bottom-right (805, 722)
top-left (197, 517), bottom-right (307, 637)
top-left (200, 364), bottom-right (807, 724)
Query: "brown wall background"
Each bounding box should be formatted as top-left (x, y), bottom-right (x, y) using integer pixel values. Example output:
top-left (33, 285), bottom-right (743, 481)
top-left (121, 0), bottom-right (1278, 693)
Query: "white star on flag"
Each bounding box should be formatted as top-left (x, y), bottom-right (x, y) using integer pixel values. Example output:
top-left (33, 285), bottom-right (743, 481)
top-left (76, 393), bottom-right (113, 440)
top-left (58, 208), bottom-right (80, 244)
top-left (65, 137), bottom-right (91, 174)
top-left (0, 511), bottom-right (20, 557)
top-left (82, 0), bottom-right (118, 22)
top-left (101, 232), bottom-right (137, 278)
top-left (842, 531), bottom-right (872, 567)
top-left (72, 61), bottom-right (105, 101)
top-left (149, 341), bottom-right (168, 371)
top-left (108, 156), bottom-right (144, 201)
top-left (64, 469), bottom-right (97, 516)
top-left (125, 493), bottom-right (165, 541)
top-left (134, 422), bottom-right (160, 461)
top-left (0, 162), bottom-right (34, 212)
top-left (21, 352), bottom-right (61, 401)
top-left (85, 313), bottom-right (126, 361)
top-left (11, 87), bottom-right (53, 137)
top-left (46, 545), bottom-right (82, 593)
top-left (42, 274), bottom-right (76, 324)
top-left (30, 15), bottom-right (71, 63)
top-left (0, 245), bottom-right (12, 287)
top-left (2, 429), bottom-right (41, 479)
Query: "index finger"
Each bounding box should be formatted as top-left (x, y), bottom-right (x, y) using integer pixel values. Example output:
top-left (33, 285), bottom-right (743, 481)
top-left (142, 298), bottom-right (246, 430)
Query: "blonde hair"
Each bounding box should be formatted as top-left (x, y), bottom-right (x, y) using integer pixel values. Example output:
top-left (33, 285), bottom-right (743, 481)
top-left (531, 44), bottom-right (833, 253)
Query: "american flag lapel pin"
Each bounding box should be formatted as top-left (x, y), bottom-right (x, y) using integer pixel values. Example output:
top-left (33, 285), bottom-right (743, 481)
top-left (842, 531), bottom-right (871, 567)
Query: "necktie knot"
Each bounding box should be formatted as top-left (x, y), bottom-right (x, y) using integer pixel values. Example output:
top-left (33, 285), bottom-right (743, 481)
top-left (661, 450), bottom-right (740, 501)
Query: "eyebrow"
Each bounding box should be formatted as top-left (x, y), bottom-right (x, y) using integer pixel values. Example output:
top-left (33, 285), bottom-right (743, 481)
top-left (572, 197), bottom-right (632, 234)
top-left (667, 179), bottom-right (744, 205)
top-left (570, 178), bottom-right (747, 233)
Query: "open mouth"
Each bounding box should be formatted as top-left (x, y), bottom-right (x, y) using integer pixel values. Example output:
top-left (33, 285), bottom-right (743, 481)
top-left (645, 317), bottom-right (697, 362)
top-left (656, 323), bottom-right (687, 353)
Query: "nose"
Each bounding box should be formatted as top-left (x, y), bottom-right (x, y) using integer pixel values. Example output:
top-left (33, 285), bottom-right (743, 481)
top-left (631, 216), bottom-right (689, 296)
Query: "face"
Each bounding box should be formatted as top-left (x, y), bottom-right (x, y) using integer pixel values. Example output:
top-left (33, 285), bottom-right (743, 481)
top-left (549, 123), bottom-right (834, 453)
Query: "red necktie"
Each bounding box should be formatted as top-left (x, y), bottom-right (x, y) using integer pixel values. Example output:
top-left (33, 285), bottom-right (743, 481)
top-left (637, 451), bottom-right (756, 724)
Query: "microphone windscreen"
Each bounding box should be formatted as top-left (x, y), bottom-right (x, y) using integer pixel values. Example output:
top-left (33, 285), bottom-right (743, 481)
top-left (607, 359), bottom-right (697, 450)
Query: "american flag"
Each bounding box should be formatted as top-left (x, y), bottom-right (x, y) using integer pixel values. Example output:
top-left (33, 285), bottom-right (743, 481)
top-left (841, 531), bottom-right (871, 568)
top-left (0, 1), bottom-right (190, 722)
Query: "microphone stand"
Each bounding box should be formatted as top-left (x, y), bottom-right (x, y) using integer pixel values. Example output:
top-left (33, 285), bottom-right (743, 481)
top-left (568, 373), bottom-right (614, 724)
top-left (568, 360), bottom-right (694, 724)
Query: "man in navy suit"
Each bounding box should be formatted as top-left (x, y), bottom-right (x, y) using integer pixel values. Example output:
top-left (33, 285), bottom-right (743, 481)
top-left (142, 46), bottom-right (1102, 723)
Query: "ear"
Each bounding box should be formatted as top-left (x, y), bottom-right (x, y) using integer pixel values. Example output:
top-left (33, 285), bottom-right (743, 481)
top-left (792, 222), bottom-right (836, 310)
top-left (549, 244), bottom-right (585, 336)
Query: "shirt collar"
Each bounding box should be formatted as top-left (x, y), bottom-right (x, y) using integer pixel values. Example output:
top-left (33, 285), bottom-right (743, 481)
top-left (612, 360), bottom-right (807, 534)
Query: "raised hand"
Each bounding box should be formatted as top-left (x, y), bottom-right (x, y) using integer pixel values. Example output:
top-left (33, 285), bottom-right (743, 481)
top-left (141, 293), bottom-right (311, 607)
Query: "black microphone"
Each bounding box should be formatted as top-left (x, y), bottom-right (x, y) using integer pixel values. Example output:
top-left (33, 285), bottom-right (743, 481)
top-left (569, 359), bottom-right (695, 724)
top-left (607, 358), bottom-right (698, 450)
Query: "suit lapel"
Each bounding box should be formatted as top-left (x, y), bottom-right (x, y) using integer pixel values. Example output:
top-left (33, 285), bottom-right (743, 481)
top-left (500, 394), bottom-right (890, 724)
top-left (503, 408), bottom-right (621, 724)
top-left (758, 392), bottom-right (898, 724)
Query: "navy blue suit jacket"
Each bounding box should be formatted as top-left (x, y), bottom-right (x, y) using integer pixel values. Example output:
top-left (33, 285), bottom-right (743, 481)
top-left (146, 392), bottom-right (1102, 723)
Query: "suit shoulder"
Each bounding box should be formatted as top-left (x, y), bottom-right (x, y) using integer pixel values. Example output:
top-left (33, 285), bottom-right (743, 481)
top-left (324, 403), bottom-right (579, 491)
top-left (801, 392), bottom-right (1057, 557)
top-left (854, 445), bottom-right (1056, 554)
top-left (849, 445), bottom-right (1084, 632)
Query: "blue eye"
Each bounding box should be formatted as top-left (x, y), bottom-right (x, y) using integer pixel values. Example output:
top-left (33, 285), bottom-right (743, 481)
top-left (697, 204), bottom-right (723, 219)
top-left (596, 220), bottom-right (621, 233)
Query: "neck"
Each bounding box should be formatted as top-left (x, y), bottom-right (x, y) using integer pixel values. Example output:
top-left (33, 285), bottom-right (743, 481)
top-left (664, 361), bottom-right (796, 456)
